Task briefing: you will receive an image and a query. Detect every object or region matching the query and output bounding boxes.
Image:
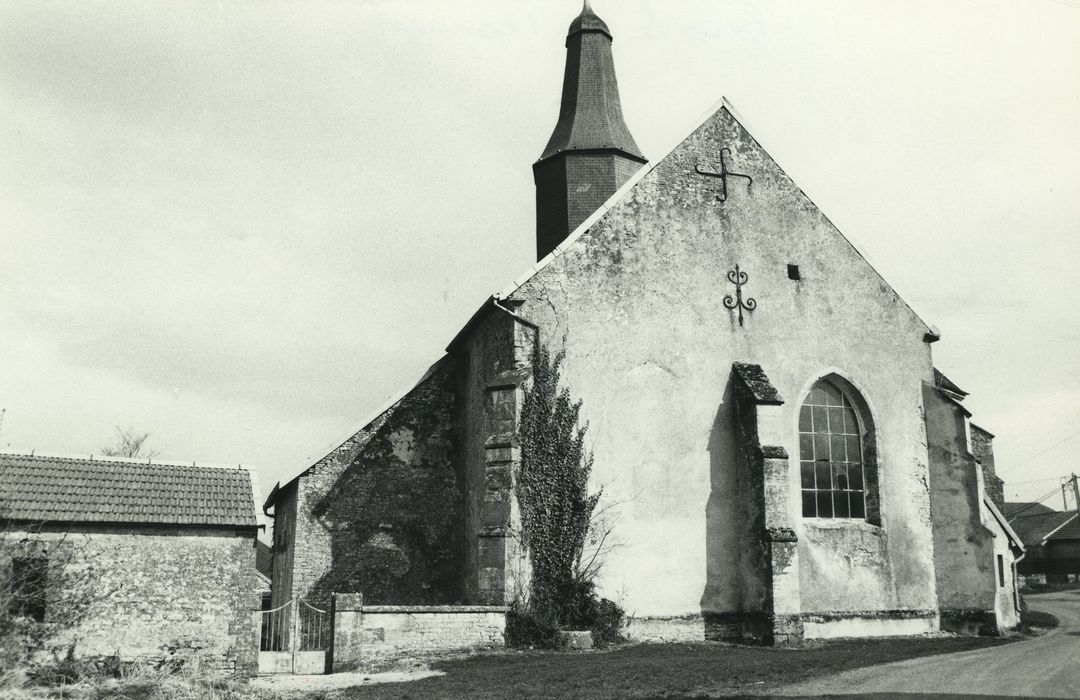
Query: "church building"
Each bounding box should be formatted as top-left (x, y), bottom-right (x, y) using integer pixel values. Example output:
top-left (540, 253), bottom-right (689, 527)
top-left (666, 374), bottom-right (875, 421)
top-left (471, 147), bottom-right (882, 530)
top-left (265, 3), bottom-right (1022, 645)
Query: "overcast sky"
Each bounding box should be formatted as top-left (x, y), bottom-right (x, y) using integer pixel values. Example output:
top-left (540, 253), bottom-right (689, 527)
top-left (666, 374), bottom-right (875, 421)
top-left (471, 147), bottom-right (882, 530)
top-left (2, 0), bottom-right (1078, 507)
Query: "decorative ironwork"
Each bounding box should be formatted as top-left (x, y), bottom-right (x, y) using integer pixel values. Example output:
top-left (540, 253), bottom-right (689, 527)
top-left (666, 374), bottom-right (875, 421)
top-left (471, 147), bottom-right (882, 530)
top-left (695, 147), bottom-right (753, 201)
top-left (723, 264), bottom-right (756, 326)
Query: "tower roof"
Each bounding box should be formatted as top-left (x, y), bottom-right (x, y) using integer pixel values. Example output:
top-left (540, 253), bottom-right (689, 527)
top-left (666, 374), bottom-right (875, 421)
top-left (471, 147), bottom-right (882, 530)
top-left (568, 1), bottom-right (612, 40)
top-left (537, 2), bottom-right (645, 164)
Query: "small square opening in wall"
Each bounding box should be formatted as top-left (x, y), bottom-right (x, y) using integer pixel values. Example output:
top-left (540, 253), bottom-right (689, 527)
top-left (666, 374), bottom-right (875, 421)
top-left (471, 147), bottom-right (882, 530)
top-left (787, 264), bottom-right (801, 280)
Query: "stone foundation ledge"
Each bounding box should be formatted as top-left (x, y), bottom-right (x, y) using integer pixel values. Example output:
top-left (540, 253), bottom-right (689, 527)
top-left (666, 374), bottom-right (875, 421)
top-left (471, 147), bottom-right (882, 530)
top-left (626, 615), bottom-right (706, 642)
top-left (362, 605), bottom-right (508, 614)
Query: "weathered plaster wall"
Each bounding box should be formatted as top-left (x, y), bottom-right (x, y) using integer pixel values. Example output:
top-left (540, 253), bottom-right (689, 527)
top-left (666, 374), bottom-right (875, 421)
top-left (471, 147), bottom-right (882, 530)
top-left (507, 105), bottom-right (938, 620)
top-left (2, 526), bottom-right (258, 674)
top-left (987, 515), bottom-right (1020, 631)
top-left (923, 384), bottom-right (998, 627)
top-left (280, 361), bottom-right (465, 608)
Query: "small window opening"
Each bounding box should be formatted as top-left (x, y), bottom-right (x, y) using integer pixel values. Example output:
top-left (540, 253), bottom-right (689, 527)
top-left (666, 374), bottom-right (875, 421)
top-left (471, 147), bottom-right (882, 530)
top-left (9, 558), bottom-right (48, 622)
top-left (787, 264), bottom-right (801, 280)
top-left (997, 555), bottom-right (1005, 588)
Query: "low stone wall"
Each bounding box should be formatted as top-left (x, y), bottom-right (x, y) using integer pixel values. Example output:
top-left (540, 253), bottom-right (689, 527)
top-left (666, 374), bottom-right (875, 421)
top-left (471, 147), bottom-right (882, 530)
top-left (331, 594), bottom-right (505, 672)
top-left (626, 615), bottom-right (705, 642)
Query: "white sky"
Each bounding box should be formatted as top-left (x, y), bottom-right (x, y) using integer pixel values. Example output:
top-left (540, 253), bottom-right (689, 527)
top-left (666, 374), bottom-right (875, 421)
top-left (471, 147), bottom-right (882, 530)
top-left (2, 0), bottom-right (1078, 507)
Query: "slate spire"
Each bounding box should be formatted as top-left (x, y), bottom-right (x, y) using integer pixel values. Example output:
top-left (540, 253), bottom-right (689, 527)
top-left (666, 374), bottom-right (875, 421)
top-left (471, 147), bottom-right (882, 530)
top-left (533, 1), bottom-right (646, 261)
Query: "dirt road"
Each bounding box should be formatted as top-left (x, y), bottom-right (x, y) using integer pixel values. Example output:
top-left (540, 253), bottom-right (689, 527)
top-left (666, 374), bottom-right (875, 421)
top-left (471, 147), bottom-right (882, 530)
top-left (770, 590), bottom-right (1080, 698)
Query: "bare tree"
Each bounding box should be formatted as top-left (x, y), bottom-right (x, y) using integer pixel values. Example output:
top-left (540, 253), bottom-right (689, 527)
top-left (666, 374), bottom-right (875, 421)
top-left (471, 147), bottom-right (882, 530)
top-left (100, 427), bottom-right (159, 459)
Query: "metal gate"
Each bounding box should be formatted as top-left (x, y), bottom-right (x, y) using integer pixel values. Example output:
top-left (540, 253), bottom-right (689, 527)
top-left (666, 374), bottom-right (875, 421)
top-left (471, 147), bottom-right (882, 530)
top-left (258, 596), bottom-right (332, 674)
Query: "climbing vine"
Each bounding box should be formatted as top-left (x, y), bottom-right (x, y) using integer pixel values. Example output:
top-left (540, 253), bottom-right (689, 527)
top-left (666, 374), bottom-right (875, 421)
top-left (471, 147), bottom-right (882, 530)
top-left (514, 344), bottom-right (623, 645)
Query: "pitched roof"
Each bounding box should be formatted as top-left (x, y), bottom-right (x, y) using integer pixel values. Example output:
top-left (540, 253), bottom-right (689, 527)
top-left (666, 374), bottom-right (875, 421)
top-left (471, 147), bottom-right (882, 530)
top-left (1003, 501), bottom-right (1055, 518)
top-left (0, 452), bottom-right (257, 528)
top-left (1047, 516), bottom-right (1080, 542)
top-left (1004, 501), bottom-right (1077, 547)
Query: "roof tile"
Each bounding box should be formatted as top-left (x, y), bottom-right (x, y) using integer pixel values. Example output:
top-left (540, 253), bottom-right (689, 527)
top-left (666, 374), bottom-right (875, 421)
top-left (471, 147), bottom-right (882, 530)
top-left (0, 453), bottom-right (257, 528)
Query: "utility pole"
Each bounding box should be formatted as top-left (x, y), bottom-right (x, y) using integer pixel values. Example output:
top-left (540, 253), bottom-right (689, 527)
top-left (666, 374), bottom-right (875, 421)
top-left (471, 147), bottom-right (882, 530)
top-left (1064, 481), bottom-right (1071, 510)
top-left (1071, 474), bottom-right (1080, 521)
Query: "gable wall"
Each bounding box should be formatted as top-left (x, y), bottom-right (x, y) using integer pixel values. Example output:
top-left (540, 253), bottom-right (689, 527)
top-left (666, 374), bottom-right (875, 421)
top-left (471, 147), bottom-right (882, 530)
top-left (508, 106), bottom-right (937, 618)
top-left (281, 361), bottom-right (465, 608)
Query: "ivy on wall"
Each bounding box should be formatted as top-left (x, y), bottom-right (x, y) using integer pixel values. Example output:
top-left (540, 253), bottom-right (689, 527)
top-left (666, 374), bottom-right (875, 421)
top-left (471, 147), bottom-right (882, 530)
top-left (310, 368), bottom-right (464, 606)
top-left (517, 344), bottom-right (600, 622)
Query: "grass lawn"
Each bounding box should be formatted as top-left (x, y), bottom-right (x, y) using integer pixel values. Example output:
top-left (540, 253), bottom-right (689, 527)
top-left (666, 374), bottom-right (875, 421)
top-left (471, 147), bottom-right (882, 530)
top-left (327, 636), bottom-right (1013, 699)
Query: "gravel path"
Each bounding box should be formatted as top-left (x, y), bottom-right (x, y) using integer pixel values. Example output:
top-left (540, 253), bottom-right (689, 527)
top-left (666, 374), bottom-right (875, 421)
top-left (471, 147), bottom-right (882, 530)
top-left (768, 590), bottom-right (1080, 698)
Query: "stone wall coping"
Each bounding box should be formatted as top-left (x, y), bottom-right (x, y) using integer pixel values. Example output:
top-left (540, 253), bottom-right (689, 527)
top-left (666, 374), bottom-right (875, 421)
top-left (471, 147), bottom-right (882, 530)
top-left (362, 605), bottom-right (508, 614)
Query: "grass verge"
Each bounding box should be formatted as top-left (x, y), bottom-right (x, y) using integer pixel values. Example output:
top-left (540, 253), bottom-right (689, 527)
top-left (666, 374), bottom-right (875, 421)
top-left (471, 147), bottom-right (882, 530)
top-left (319, 635), bottom-right (1013, 699)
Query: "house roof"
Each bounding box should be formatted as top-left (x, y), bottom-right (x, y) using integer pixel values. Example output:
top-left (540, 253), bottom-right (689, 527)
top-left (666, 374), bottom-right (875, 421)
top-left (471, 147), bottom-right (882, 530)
top-left (1004, 501), bottom-right (1077, 547)
top-left (0, 452), bottom-right (258, 528)
top-left (1048, 516), bottom-right (1080, 542)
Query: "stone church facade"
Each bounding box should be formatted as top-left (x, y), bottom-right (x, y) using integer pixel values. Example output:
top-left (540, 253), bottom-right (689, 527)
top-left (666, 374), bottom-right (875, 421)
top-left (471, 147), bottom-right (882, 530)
top-left (266, 3), bottom-right (1021, 644)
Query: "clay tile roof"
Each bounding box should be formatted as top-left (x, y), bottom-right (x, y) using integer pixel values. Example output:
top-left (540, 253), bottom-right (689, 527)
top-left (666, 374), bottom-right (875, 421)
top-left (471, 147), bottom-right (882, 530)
top-left (1048, 516), bottom-right (1080, 542)
top-left (0, 453), bottom-right (257, 528)
top-left (1004, 501), bottom-right (1077, 546)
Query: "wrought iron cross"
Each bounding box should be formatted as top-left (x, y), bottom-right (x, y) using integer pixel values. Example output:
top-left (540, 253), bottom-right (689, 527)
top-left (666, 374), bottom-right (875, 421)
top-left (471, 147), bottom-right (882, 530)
top-left (723, 265), bottom-right (756, 327)
top-left (695, 147), bottom-right (753, 202)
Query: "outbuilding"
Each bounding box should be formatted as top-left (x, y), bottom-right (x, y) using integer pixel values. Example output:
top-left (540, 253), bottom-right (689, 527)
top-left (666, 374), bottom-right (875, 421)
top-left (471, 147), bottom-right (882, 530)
top-left (0, 452), bottom-right (261, 675)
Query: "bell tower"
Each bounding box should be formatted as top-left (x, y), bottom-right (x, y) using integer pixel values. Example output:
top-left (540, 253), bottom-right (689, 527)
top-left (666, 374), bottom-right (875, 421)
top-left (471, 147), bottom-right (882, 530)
top-left (533, 2), bottom-right (647, 261)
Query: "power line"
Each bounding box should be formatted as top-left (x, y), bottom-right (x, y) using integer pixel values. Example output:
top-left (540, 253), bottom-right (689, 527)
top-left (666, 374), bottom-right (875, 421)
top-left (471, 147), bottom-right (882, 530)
top-left (997, 428), bottom-right (1080, 476)
top-left (1007, 475), bottom-right (1071, 486)
top-left (1005, 486), bottom-right (1064, 519)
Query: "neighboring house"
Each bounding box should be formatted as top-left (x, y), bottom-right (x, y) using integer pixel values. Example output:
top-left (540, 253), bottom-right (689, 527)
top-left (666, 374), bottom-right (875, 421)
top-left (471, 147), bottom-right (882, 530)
top-left (1005, 501), bottom-right (1080, 583)
top-left (0, 452), bottom-right (261, 674)
top-left (265, 3), bottom-right (1014, 645)
top-left (924, 374), bottom-right (1024, 633)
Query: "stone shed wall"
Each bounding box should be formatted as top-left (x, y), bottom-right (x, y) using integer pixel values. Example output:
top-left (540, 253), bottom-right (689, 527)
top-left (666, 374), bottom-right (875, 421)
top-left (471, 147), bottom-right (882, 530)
top-left (2, 525), bottom-right (258, 675)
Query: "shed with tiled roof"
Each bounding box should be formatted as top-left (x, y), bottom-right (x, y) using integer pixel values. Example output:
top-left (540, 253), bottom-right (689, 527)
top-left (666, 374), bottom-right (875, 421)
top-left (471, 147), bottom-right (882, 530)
top-left (1, 451), bottom-right (260, 675)
top-left (0, 453), bottom-right (258, 528)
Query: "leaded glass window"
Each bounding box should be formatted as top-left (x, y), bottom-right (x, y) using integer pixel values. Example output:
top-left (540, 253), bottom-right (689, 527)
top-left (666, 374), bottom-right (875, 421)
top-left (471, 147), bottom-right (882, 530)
top-left (799, 380), bottom-right (867, 519)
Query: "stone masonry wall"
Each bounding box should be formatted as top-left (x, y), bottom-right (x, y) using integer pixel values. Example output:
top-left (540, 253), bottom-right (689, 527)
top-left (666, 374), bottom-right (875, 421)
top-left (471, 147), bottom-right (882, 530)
top-left (970, 424), bottom-right (1004, 511)
top-left (330, 594), bottom-right (505, 672)
top-left (2, 525), bottom-right (258, 675)
top-left (284, 359), bottom-right (465, 609)
top-left (457, 306), bottom-right (533, 605)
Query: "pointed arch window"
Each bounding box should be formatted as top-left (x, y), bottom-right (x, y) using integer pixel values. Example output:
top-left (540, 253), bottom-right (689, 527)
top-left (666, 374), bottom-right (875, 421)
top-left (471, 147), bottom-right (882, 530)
top-left (798, 378), bottom-right (878, 522)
